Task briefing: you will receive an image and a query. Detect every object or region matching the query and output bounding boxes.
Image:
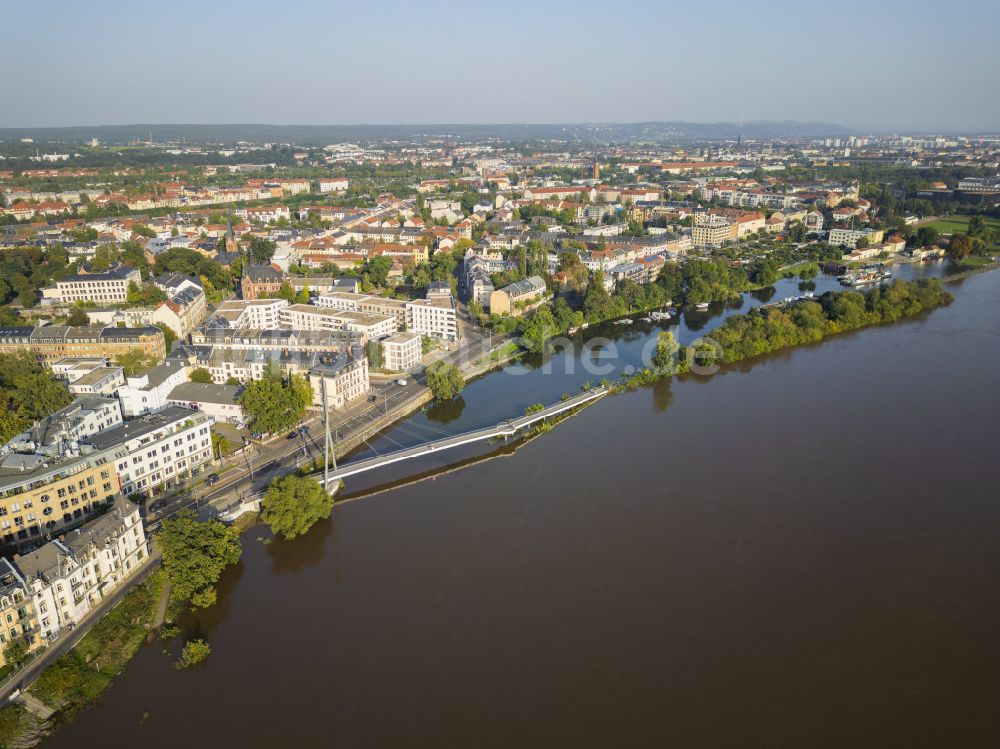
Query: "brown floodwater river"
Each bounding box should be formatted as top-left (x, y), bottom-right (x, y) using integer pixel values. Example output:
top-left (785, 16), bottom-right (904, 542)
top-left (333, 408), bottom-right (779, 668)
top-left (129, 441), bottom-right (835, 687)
top-left (46, 267), bottom-right (1000, 748)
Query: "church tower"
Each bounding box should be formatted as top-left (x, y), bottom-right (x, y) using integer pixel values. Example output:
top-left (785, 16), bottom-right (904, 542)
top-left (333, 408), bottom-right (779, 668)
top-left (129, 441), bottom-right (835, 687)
top-left (225, 210), bottom-right (238, 254)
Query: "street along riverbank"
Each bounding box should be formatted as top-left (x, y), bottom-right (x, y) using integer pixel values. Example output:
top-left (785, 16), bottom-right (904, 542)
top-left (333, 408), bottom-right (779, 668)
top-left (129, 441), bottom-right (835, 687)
top-left (2, 263), bottom-right (992, 749)
top-left (36, 267), bottom-right (1000, 749)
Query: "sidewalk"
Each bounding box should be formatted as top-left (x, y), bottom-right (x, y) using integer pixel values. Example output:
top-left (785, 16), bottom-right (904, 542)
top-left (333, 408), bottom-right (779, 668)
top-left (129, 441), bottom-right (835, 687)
top-left (0, 546), bottom-right (162, 705)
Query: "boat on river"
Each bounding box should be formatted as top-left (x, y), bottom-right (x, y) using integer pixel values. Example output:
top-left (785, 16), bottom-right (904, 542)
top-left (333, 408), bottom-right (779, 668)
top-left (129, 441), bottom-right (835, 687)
top-left (648, 310), bottom-right (675, 321)
top-left (841, 266), bottom-right (891, 287)
top-left (694, 302), bottom-right (710, 311)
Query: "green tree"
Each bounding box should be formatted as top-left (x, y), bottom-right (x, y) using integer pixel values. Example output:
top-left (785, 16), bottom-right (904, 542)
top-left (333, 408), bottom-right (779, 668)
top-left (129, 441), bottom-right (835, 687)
top-left (752, 258), bottom-right (780, 286)
top-left (274, 282), bottom-right (297, 302)
top-left (189, 367), bottom-right (213, 383)
top-left (430, 249), bottom-right (457, 281)
top-left (66, 307), bottom-right (90, 326)
top-left (365, 340), bottom-right (383, 369)
top-left (262, 475), bottom-right (333, 540)
top-left (798, 263), bottom-right (819, 281)
top-left (947, 233), bottom-right (974, 260)
top-left (248, 236), bottom-right (278, 265)
top-left (410, 263), bottom-right (432, 290)
top-left (175, 639), bottom-right (211, 669)
top-left (519, 305), bottom-right (558, 353)
top-left (361, 256), bottom-right (392, 288)
top-left (90, 243), bottom-right (121, 272)
top-left (238, 366), bottom-right (312, 434)
top-left (651, 331), bottom-right (682, 374)
top-left (115, 351), bottom-right (155, 376)
top-left (211, 432), bottom-right (230, 460)
top-left (0, 352), bottom-right (72, 442)
top-left (127, 282), bottom-right (167, 306)
top-left (915, 226), bottom-right (940, 248)
top-left (155, 323), bottom-right (178, 351)
top-left (157, 511), bottom-right (241, 609)
top-left (2, 638), bottom-right (32, 670)
top-left (425, 360), bottom-right (464, 400)
top-left (583, 272), bottom-right (614, 322)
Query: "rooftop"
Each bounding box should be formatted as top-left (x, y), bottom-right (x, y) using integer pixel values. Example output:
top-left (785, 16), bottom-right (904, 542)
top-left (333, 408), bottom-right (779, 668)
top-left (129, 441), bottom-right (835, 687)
top-left (82, 406), bottom-right (209, 450)
top-left (167, 382), bottom-right (241, 406)
top-left (56, 265), bottom-right (140, 285)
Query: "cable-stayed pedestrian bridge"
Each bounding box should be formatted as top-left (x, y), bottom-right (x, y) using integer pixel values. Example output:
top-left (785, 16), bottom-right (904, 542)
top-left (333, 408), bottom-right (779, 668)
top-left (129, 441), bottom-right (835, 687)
top-left (315, 387), bottom-right (607, 485)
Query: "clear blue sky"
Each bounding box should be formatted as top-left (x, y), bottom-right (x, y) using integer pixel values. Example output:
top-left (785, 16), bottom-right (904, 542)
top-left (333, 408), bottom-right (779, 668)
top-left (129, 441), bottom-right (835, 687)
top-left (3, 0), bottom-right (999, 132)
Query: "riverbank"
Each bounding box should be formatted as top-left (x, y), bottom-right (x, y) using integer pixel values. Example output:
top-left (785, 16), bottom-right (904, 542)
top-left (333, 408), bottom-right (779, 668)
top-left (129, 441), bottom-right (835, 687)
top-left (940, 256), bottom-right (999, 282)
top-left (0, 272), bottom-right (983, 749)
top-left (31, 269), bottom-right (1000, 749)
top-left (0, 571), bottom-right (165, 748)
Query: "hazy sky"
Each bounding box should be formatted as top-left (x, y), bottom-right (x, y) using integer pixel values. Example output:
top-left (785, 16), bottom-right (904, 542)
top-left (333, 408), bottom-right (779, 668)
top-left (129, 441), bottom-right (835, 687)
top-left (3, 0), bottom-right (999, 132)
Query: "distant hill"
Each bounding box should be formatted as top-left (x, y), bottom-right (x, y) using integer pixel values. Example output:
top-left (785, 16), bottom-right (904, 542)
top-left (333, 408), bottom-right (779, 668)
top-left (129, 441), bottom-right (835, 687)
top-left (0, 121), bottom-right (853, 145)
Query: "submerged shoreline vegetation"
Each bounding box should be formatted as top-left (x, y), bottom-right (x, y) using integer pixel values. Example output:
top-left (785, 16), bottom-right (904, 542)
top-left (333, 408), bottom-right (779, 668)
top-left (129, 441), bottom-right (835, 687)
top-left (708, 278), bottom-right (953, 364)
top-left (604, 278), bottom-right (953, 392)
top-left (0, 276), bottom-right (964, 749)
top-left (0, 571), bottom-right (165, 747)
top-left (0, 510), bottom-right (243, 748)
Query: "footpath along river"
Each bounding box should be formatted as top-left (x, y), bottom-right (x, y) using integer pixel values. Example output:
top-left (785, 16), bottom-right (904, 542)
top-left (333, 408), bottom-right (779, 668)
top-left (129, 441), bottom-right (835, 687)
top-left (46, 263), bottom-right (1000, 748)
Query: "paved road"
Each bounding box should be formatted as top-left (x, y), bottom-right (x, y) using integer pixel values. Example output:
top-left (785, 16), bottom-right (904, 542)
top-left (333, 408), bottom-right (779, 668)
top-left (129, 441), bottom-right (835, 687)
top-left (142, 378), bottom-right (433, 521)
top-left (0, 548), bottom-right (162, 704)
top-left (142, 315), bottom-right (511, 521)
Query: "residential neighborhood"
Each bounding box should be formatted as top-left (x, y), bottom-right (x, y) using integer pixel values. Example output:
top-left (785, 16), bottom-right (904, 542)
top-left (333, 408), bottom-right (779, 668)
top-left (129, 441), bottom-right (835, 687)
top-left (0, 110), bottom-right (998, 748)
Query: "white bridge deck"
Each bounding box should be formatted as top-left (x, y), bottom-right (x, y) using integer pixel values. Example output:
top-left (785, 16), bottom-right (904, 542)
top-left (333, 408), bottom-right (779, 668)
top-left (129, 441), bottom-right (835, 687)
top-left (316, 387), bottom-right (607, 484)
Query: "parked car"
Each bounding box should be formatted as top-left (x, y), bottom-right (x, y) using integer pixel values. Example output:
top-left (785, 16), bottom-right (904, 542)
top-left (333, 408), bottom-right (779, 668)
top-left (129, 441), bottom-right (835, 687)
top-left (205, 474), bottom-right (220, 486)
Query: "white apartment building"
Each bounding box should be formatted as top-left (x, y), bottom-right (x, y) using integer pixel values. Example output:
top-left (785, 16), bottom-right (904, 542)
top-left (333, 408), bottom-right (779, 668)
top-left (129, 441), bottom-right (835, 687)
top-left (14, 496), bottom-right (147, 641)
top-left (4, 396), bottom-right (123, 459)
top-left (53, 266), bottom-right (141, 305)
top-left (66, 365), bottom-right (125, 396)
top-left (315, 291), bottom-right (409, 327)
top-left (406, 297), bottom-right (458, 341)
top-left (381, 332), bottom-right (422, 372)
top-left (166, 382), bottom-right (245, 426)
top-left (240, 205), bottom-right (291, 224)
top-left (211, 299), bottom-right (289, 330)
top-left (83, 407), bottom-right (214, 496)
top-left (318, 177), bottom-right (349, 193)
top-left (116, 361), bottom-right (189, 418)
top-left (278, 304), bottom-right (396, 339)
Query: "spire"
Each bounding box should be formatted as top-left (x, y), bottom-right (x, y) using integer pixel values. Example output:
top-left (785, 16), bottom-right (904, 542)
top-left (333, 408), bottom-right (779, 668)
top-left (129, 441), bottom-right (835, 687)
top-left (225, 209), bottom-right (238, 254)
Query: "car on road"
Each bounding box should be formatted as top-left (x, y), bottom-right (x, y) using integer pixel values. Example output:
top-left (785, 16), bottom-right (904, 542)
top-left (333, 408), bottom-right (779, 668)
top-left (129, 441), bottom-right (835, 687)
top-left (396, 379), bottom-right (408, 386)
top-left (205, 474), bottom-right (220, 486)
top-left (287, 430), bottom-right (298, 439)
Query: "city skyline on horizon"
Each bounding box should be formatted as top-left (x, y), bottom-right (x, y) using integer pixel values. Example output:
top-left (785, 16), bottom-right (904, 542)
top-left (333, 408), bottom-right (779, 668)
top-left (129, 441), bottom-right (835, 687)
top-left (3, 0), bottom-right (999, 133)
